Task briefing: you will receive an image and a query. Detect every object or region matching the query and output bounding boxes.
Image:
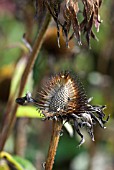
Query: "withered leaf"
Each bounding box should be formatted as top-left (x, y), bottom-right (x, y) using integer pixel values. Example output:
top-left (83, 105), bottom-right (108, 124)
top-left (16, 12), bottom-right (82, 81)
top-left (63, 5), bottom-right (71, 47)
top-left (66, 0), bottom-right (81, 45)
top-left (42, 0), bottom-right (103, 47)
top-left (44, 0), bottom-right (62, 47)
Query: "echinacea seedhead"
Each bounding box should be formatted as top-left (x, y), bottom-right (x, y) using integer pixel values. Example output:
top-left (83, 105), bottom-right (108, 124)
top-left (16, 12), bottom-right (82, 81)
top-left (16, 71), bottom-right (109, 146)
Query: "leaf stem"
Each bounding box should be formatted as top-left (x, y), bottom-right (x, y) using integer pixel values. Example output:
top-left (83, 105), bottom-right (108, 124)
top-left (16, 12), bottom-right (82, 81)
top-left (0, 12), bottom-right (51, 151)
top-left (45, 120), bottom-right (63, 170)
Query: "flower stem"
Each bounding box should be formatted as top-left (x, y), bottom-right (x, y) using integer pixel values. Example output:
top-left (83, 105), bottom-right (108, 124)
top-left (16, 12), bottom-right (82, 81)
top-left (45, 120), bottom-right (63, 170)
top-left (0, 12), bottom-right (51, 151)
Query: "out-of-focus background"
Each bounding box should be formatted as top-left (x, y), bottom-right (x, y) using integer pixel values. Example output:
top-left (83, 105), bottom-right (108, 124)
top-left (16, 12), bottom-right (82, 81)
top-left (0, 0), bottom-right (114, 170)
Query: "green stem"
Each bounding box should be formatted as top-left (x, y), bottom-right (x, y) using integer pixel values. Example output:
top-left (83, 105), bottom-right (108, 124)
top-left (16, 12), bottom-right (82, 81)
top-left (0, 12), bottom-right (51, 151)
top-left (45, 120), bottom-right (63, 170)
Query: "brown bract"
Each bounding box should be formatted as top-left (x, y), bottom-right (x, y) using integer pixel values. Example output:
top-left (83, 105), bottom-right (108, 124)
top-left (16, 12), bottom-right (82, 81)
top-left (36, 0), bottom-right (103, 46)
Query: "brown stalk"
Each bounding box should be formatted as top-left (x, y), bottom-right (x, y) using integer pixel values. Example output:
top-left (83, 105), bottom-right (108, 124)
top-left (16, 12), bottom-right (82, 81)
top-left (0, 12), bottom-right (51, 151)
top-left (45, 120), bottom-right (63, 170)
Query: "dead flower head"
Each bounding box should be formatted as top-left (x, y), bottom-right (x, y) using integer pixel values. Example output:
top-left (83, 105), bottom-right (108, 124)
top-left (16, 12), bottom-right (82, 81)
top-left (36, 0), bottom-right (103, 47)
top-left (16, 71), bottom-right (109, 146)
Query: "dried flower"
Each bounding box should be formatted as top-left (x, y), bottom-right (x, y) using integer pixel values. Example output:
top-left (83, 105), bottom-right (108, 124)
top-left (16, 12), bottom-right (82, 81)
top-left (16, 71), bottom-right (109, 146)
top-left (35, 0), bottom-right (103, 46)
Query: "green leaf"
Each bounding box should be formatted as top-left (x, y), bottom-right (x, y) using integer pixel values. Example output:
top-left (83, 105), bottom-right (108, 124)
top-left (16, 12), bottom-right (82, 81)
top-left (13, 156), bottom-right (36, 170)
top-left (0, 152), bottom-right (23, 170)
top-left (9, 58), bottom-right (28, 99)
top-left (0, 152), bottom-right (36, 170)
top-left (16, 106), bottom-right (43, 118)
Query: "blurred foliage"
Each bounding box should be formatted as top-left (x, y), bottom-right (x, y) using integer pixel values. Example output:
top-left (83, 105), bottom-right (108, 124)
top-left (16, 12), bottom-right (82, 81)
top-left (0, 0), bottom-right (114, 170)
top-left (16, 106), bottom-right (43, 118)
top-left (0, 151), bottom-right (36, 170)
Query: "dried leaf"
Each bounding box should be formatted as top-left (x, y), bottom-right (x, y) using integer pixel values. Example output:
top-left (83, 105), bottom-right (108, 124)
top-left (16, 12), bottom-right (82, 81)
top-left (45, 0), bottom-right (62, 47)
top-left (65, 0), bottom-right (81, 45)
top-left (82, 0), bottom-right (94, 21)
top-left (63, 5), bottom-right (71, 47)
top-left (86, 12), bottom-right (94, 47)
top-left (43, 0), bottom-right (103, 46)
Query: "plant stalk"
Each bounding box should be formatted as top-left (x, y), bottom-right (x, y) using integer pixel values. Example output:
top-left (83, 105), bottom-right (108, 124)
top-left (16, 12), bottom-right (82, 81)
top-left (0, 12), bottom-right (51, 151)
top-left (45, 120), bottom-right (63, 170)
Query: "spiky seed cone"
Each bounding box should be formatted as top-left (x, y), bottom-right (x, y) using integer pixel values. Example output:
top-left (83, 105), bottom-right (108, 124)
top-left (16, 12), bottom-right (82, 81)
top-left (37, 71), bottom-right (88, 118)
